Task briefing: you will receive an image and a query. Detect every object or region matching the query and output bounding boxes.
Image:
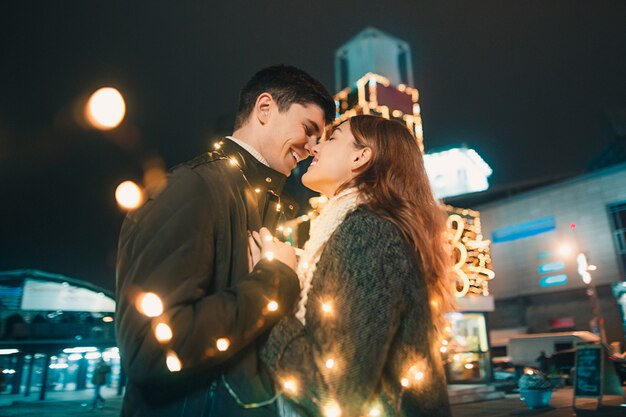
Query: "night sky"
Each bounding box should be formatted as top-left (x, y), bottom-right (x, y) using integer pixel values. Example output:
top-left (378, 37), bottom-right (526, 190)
top-left (1, 1), bottom-right (625, 291)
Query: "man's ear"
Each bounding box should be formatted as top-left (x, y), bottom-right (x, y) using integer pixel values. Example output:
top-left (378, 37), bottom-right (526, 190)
top-left (352, 147), bottom-right (372, 171)
top-left (254, 93), bottom-right (273, 125)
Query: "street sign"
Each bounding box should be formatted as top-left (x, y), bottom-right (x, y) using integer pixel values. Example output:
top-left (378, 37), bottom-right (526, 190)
top-left (573, 344), bottom-right (624, 409)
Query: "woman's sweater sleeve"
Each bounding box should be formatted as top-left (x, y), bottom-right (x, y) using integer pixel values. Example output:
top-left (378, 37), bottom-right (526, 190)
top-left (261, 211), bottom-right (410, 417)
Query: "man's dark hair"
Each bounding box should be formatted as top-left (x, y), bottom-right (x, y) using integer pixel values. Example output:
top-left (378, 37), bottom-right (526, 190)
top-left (234, 65), bottom-right (336, 129)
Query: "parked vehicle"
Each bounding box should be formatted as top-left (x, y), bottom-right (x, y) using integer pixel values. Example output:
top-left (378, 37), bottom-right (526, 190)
top-left (507, 331), bottom-right (599, 367)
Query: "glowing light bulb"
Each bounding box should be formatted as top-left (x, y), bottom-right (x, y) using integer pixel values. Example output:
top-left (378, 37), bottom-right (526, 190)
top-left (137, 292), bottom-right (163, 317)
top-left (213, 143), bottom-right (221, 149)
top-left (401, 378), bottom-right (410, 387)
top-left (323, 401), bottom-right (341, 417)
top-left (115, 181), bottom-right (144, 211)
top-left (464, 363), bottom-right (474, 369)
top-left (414, 371), bottom-right (424, 381)
top-left (229, 158), bottom-right (238, 166)
top-left (325, 358), bottom-right (335, 369)
top-left (155, 323), bottom-right (173, 343)
top-left (321, 302), bottom-right (333, 314)
top-left (369, 408), bottom-right (381, 417)
top-left (283, 378), bottom-right (298, 394)
top-left (440, 346), bottom-right (448, 353)
top-left (86, 87), bottom-right (126, 130)
top-left (558, 244), bottom-right (572, 256)
top-left (265, 251), bottom-right (275, 261)
top-left (255, 188), bottom-right (261, 193)
top-left (267, 301), bottom-right (279, 312)
top-left (166, 351), bottom-right (182, 372)
top-left (216, 338), bottom-right (230, 352)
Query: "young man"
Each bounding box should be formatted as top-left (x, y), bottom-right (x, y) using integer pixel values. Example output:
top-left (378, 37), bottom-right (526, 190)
top-left (116, 65), bottom-right (335, 416)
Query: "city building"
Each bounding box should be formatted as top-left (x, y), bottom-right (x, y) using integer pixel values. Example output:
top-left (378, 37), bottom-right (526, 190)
top-left (0, 269), bottom-right (121, 399)
top-left (472, 163), bottom-right (626, 354)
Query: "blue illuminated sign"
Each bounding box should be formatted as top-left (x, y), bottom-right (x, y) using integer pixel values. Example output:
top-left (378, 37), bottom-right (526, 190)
top-left (538, 261), bottom-right (565, 274)
top-left (492, 217), bottom-right (556, 243)
top-left (540, 274), bottom-right (568, 287)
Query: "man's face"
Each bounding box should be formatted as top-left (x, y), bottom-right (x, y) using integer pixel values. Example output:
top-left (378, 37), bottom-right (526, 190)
top-left (260, 103), bottom-right (326, 176)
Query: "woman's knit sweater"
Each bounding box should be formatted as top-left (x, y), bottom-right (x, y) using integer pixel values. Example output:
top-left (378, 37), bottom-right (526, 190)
top-left (261, 207), bottom-right (452, 417)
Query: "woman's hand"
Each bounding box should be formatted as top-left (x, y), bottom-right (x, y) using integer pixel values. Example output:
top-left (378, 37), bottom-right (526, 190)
top-left (249, 228), bottom-right (297, 272)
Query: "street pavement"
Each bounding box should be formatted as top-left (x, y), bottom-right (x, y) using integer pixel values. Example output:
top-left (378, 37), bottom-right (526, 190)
top-left (0, 386), bottom-right (624, 416)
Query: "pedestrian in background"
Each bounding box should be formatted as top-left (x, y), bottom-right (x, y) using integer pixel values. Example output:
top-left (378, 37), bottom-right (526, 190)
top-left (92, 358), bottom-right (111, 409)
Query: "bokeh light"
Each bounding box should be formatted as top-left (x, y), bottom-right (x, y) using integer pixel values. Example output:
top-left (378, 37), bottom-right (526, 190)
top-left (166, 351), bottom-right (182, 372)
top-left (115, 180), bottom-right (145, 211)
top-left (136, 292), bottom-right (163, 317)
top-left (216, 337), bottom-right (230, 352)
top-left (155, 323), bottom-right (173, 343)
top-left (86, 87), bottom-right (126, 130)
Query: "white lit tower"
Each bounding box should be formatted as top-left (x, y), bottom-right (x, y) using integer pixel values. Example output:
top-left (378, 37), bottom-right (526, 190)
top-left (332, 27), bottom-right (496, 305)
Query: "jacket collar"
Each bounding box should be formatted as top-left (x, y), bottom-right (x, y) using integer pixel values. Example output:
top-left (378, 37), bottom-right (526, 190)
top-left (219, 138), bottom-right (287, 196)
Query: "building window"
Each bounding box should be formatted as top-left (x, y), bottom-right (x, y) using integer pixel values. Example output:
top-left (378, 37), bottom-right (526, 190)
top-left (608, 201), bottom-right (626, 279)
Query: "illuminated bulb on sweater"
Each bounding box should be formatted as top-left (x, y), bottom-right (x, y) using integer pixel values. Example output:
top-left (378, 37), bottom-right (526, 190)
top-left (325, 358), bottom-right (335, 369)
top-left (267, 301), bottom-right (279, 312)
top-left (166, 351), bottom-right (182, 372)
top-left (255, 188), bottom-right (261, 193)
top-left (414, 371), bottom-right (424, 381)
top-left (369, 408), bottom-right (381, 417)
top-left (323, 401), bottom-right (341, 417)
top-left (265, 251), bottom-right (275, 261)
top-left (137, 292), bottom-right (163, 317)
top-left (321, 302), bottom-right (333, 314)
top-left (401, 378), bottom-right (410, 387)
top-left (440, 346), bottom-right (448, 353)
top-left (229, 158), bottom-right (238, 166)
top-left (216, 338), bottom-right (230, 351)
top-left (155, 323), bottom-right (173, 343)
top-left (283, 378), bottom-right (298, 395)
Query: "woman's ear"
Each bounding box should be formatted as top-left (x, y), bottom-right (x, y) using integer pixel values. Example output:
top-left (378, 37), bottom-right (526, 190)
top-left (254, 93), bottom-right (273, 125)
top-left (352, 147), bottom-right (372, 171)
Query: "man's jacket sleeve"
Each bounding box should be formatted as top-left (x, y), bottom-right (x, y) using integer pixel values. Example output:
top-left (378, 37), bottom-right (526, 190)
top-left (115, 166), bottom-right (300, 388)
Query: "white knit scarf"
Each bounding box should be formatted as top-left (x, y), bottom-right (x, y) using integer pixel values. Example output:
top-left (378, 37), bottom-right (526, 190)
top-left (294, 187), bottom-right (361, 325)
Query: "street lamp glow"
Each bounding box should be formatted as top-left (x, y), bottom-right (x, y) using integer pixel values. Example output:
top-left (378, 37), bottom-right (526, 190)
top-left (558, 244), bottom-right (573, 256)
top-left (116, 180), bottom-right (145, 211)
top-left (86, 87), bottom-right (126, 130)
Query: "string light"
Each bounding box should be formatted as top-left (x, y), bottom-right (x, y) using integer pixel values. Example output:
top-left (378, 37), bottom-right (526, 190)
top-left (115, 181), bottom-right (145, 211)
top-left (401, 378), bottom-right (410, 388)
top-left (265, 251), bottom-right (275, 261)
top-left (155, 322), bottom-right (173, 343)
top-left (325, 358), bottom-right (335, 369)
top-left (321, 302), bottom-right (333, 314)
top-left (136, 292), bottom-right (163, 317)
top-left (323, 401), bottom-right (341, 417)
top-left (369, 408), bottom-right (381, 417)
top-left (216, 338), bottom-right (230, 352)
top-left (166, 351), bottom-right (182, 372)
top-left (267, 301), bottom-right (279, 312)
top-left (283, 378), bottom-right (298, 395)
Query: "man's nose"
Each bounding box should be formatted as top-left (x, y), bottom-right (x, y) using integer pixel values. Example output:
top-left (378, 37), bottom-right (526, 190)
top-left (304, 136), bottom-right (317, 156)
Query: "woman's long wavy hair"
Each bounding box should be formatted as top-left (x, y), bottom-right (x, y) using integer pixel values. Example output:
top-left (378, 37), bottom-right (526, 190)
top-left (340, 115), bottom-right (455, 336)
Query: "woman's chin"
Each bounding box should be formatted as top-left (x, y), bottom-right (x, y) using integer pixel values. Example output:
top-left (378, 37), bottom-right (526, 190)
top-left (302, 174), bottom-right (321, 193)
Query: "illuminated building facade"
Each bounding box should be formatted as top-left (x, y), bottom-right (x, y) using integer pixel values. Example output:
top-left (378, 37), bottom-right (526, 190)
top-left (0, 269), bottom-right (121, 399)
top-left (475, 163), bottom-right (626, 354)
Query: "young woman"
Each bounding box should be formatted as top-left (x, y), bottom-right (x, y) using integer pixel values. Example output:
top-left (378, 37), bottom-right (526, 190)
top-left (260, 115), bottom-right (454, 417)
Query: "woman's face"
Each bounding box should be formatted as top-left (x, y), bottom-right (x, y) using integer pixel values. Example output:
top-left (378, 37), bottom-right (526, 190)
top-left (302, 122), bottom-right (369, 197)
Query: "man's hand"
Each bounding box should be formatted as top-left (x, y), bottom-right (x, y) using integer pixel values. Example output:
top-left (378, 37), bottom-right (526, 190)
top-left (250, 227), bottom-right (297, 271)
